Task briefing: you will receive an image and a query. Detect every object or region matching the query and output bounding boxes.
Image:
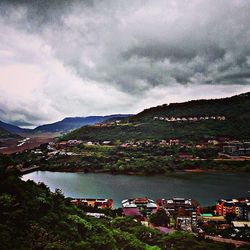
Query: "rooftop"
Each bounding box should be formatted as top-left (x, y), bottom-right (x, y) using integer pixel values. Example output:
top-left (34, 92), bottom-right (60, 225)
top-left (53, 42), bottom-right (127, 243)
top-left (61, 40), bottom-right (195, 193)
top-left (122, 208), bottom-right (141, 217)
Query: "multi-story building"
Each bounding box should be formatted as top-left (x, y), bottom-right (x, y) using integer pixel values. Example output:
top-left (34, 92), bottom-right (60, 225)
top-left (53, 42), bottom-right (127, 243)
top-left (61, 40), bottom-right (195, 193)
top-left (222, 141), bottom-right (250, 156)
top-left (122, 197), bottom-right (158, 217)
top-left (216, 198), bottom-right (249, 221)
top-left (156, 198), bottom-right (200, 230)
top-left (71, 198), bottom-right (113, 209)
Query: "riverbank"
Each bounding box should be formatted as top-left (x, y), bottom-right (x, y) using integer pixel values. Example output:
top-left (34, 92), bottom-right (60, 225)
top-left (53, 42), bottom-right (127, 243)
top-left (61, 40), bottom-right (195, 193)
top-left (40, 166), bottom-right (172, 176)
top-left (21, 163), bottom-right (250, 177)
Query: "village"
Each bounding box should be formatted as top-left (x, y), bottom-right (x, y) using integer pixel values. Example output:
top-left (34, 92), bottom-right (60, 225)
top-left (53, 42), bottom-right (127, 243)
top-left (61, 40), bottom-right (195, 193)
top-left (153, 116), bottom-right (226, 122)
top-left (5, 135), bottom-right (248, 177)
top-left (28, 137), bottom-right (250, 161)
top-left (70, 195), bottom-right (250, 246)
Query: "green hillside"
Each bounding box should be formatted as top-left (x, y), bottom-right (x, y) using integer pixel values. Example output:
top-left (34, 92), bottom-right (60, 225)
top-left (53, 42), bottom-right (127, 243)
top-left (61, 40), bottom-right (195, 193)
top-left (63, 93), bottom-right (250, 141)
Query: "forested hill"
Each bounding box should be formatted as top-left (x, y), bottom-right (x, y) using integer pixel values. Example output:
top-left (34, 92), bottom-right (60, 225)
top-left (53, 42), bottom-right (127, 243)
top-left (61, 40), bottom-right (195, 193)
top-left (131, 92), bottom-right (250, 122)
top-left (63, 92), bottom-right (250, 141)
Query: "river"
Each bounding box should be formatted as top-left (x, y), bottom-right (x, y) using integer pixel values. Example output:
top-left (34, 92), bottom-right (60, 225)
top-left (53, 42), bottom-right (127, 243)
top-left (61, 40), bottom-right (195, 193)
top-left (22, 171), bottom-right (250, 208)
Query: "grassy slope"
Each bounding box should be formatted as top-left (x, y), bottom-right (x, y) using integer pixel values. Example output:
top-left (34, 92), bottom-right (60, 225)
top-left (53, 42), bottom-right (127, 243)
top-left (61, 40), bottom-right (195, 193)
top-left (63, 92), bottom-right (250, 141)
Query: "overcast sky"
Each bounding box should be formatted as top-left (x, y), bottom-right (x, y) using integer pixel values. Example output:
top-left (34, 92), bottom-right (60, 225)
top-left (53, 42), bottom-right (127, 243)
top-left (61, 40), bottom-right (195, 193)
top-left (0, 0), bottom-right (249, 127)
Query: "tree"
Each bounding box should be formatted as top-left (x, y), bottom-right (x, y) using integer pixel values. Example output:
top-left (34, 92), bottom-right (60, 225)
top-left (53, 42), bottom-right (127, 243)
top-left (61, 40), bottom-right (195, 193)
top-left (149, 209), bottom-right (170, 227)
top-left (225, 212), bottom-right (237, 223)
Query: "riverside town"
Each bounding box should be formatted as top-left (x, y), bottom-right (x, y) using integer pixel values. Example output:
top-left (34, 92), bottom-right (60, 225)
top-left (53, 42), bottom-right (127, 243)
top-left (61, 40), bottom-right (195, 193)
top-left (70, 196), bottom-right (250, 246)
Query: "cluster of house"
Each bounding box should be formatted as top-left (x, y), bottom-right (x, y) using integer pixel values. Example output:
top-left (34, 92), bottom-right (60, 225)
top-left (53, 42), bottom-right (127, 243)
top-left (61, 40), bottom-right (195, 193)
top-left (29, 137), bottom-right (250, 161)
top-left (120, 139), bottom-right (181, 148)
top-left (70, 195), bottom-right (250, 235)
top-left (38, 139), bottom-right (184, 156)
top-left (17, 137), bottom-right (30, 147)
top-left (71, 198), bottom-right (113, 209)
top-left (221, 141), bottom-right (250, 157)
top-left (94, 120), bottom-right (121, 127)
top-left (31, 140), bottom-right (114, 157)
top-left (46, 142), bottom-right (79, 156)
top-left (55, 140), bottom-right (113, 148)
top-left (153, 116), bottom-right (226, 122)
top-left (71, 196), bottom-right (200, 232)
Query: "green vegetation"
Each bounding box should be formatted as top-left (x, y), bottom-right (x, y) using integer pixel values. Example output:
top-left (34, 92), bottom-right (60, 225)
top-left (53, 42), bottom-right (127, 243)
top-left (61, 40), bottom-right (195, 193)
top-left (149, 209), bottom-right (170, 227)
top-left (63, 92), bottom-right (250, 141)
top-left (1, 166), bottom-right (247, 249)
top-left (3, 142), bottom-right (250, 175)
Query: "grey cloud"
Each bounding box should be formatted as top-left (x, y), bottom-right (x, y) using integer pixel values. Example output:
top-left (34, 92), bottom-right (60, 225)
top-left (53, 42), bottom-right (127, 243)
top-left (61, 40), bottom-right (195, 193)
top-left (122, 42), bottom-right (226, 63)
top-left (214, 72), bottom-right (250, 85)
top-left (0, 106), bottom-right (48, 127)
top-left (7, 0), bottom-right (249, 91)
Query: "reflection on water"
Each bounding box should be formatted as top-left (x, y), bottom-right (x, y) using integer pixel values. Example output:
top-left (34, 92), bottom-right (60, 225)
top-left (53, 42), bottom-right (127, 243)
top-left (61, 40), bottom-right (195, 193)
top-left (22, 171), bottom-right (250, 207)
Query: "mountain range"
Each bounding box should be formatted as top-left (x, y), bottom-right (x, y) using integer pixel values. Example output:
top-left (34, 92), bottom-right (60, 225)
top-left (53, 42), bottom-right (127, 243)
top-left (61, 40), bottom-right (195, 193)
top-left (33, 114), bottom-right (132, 133)
top-left (0, 120), bottom-right (31, 134)
top-left (0, 114), bottom-right (132, 137)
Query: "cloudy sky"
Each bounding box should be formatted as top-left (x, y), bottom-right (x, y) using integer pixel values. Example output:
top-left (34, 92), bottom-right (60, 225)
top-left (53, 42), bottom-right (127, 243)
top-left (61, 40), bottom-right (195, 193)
top-left (0, 0), bottom-right (249, 127)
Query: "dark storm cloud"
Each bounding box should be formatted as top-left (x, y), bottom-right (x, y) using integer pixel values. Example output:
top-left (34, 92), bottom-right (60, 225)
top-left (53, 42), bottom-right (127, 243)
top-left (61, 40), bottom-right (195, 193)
top-left (0, 106), bottom-right (45, 127)
top-left (2, 0), bottom-right (249, 89)
top-left (214, 72), bottom-right (250, 85)
top-left (122, 42), bottom-right (226, 63)
top-left (0, 0), bottom-right (249, 126)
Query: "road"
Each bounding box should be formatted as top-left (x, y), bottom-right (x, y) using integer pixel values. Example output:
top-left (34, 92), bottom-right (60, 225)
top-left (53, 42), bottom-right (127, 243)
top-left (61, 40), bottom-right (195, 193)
top-left (20, 165), bottom-right (41, 174)
top-left (205, 235), bottom-right (250, 247)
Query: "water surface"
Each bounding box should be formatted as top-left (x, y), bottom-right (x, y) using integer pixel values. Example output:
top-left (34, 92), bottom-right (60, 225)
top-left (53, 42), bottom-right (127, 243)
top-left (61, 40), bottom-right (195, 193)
top-left (22, 171), bottom-right (250, 207)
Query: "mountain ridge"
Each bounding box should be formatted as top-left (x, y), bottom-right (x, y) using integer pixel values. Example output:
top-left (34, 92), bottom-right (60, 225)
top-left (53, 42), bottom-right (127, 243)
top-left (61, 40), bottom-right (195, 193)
top-left (62, 92), bottom-right (250, 141)
top-left (34, 114), bottom-right (133, 133)
top-left (0, 120), bottom-right (31, 134)
top-left (132, 92), bottom-right (250, 121)
top-left (0, 114), bottom-right (133, 135)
